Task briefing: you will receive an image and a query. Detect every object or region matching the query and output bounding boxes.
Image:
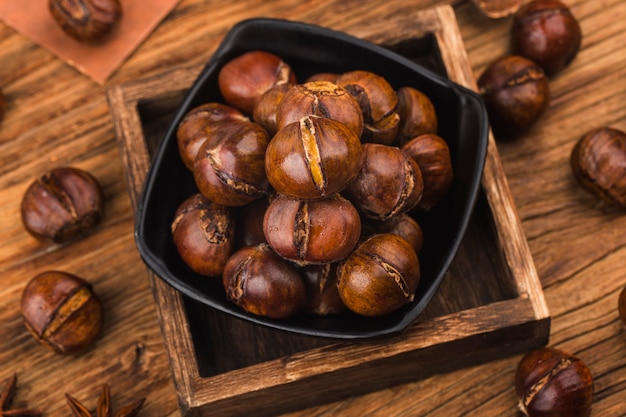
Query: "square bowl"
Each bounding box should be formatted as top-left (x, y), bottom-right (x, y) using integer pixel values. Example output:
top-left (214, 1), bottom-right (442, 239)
top-left (134, 18), bottom-right (489, 339)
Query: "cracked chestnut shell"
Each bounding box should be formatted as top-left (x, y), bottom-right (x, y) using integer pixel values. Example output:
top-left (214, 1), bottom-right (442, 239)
top-left (252, 83), bottom-right (293, 136)
top-left (276, 81), bottom-right (364, 138)
top-left (396, 86), bottom-right (438, 146)
top-left (345, 143), bottom-right (423, 221)
top-left (263, 194), bottom-right (361, 265)
top-left (49, 0), bottom-right (122, 43)
top-left (21, 166), bottom-right (104, 243)
top-left (193, 120), bottom-right (270, 207)
top-left (478, 55), bottom-right (550, 137)
top-left (222, 243), bottom-right (306, 319)
top-left (21, 271), bottom-right (104, 354)
top-left (337, 233), bottom-right (420, 317)
top-left (570, 127), bottom-right (626, 207)
top-left (171, 194), bottom-right (236, 277)
top-left (336, 70), bottom-right (400, 145)
top-left (265, 115), bottom-right (363, 200)
top-left (511, 0), bottom-right (582, 75)
top-left (515, 347), bottom-right (593, 417)
top-left (218, 50), bottom-right (297, 115)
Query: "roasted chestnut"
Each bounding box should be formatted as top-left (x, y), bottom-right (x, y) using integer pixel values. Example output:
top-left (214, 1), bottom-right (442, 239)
top-left (301, 263), bottom-right (347, 315)
top-left (218, 50), bottom-right (297, 115)
top-left (252, 83), bottom-right (293, 136)
top-left (49, 0), bottom-right (122, 43)
top-left (265, 115), bottom-right (363, 200)
top-left (222, 243), bottom-right (307, 319)
top-left (171, 194), bottom-right (236, 277)
top-left (337, 233), bottom-right (420, 317)
top-left (396, 86), bottom-right (438, 145)
top-left (305, 72), bottom-right (339, 83)
top-left (402, 134), bottom-right (454, 211)
top-left (345, 143), bottom-right (423, 221)
top-left (235, 197), bottom-right (269, 248)
top-left (263, 194), bottom-right (361, 265)
top-left (366, 214), bottom-right (424, 254)
top-left (193, 120), bottom-right (270, 206)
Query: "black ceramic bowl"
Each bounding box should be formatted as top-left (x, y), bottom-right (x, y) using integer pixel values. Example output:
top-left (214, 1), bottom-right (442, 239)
top-left (135, 18), bottom-right (489, 339)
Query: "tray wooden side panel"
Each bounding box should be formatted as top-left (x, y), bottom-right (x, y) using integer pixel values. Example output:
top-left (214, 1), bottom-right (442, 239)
top-left (108, 6), bottom-right (549, 417)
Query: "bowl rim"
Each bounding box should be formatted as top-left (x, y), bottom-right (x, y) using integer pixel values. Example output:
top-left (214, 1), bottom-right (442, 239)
top-left (134, 17), bottom-right (490, 339)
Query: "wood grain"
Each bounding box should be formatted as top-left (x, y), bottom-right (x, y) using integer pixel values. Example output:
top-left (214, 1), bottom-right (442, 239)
top-left (1, 0), bottom-right (625, 416)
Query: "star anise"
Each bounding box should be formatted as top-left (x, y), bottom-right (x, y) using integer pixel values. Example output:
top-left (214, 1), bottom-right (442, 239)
top-left (66, 384), bottom-right (145, 417)
top-left (0, 373), bottom-right (42, 416)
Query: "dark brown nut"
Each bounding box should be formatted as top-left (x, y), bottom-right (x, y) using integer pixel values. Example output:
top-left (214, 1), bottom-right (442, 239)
top-left (265, 115), bottom-right (363, 200)
top-left (235, 197), bottom-right (269, 248)
top-left (515, 347), bottom-right (593, 417)
top-left (193, 120), bottom-right (270, 206)
top-left (21, 271), bottom-right (104, 354)
top-left (402, 134), bottom-right (454, 211)
top-left (177, 102), bottom-right (249, 170)
top-left (396, 86), bottom-right (438, 146)
top-left (263, 194), bottom-right (361, 265)
top-left (511, 0), bottom-right (582, 76)
top-left (345, 143), bottom-right (423, 221)
top-left (217, 50), bottom-right (297, 115)
top-left (252, 84), bottom-right (293, 136)
top-left (477, 55), bottom-right (550, 137)
top-left (301, 263), bottom-right (347, 315)
top-left (336, 70), bottom-right (400, 144)
top-left (276, 81), bottom-right (364, 137)
top-left (305, 72), bottom-right (339, 83)
top-left (619, 285), bottom-right (626, 329)
top-left (337, 233), bottom-right (420, 317)
top-left (171, 193), bottom-right (236, 277)
top-left (570, 127), bottom-right (626, 207)
top-left (222, 243), bottom-right (306, 319)
top-left (49, 0), bottom-right (122, 43)
top-left (368, 214), bottom-right (424, 254)
top-left (21, 166), bottom-right (104, 243)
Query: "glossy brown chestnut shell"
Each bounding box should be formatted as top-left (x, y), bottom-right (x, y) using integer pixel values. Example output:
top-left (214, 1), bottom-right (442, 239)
top-left (265, 115), bottom-right (363, 200)
top-left (193, 120), bottom-right (270, 207)
top-left (301, 263), bottom-right (347, 315)
top-left (515, 347), bottom-right (593, 417)
top-left (276, 81), bottom-right (364, 137)
top-left (218, 50), bottom-right (297, 115)
top-left (21, 271), bottom-right (104, 354)
top-left (345, 143), bottom-right (423, 221)
top-left (396, 86), bottom-right (438, 145)
top-left (171, 194), bottom-right (236, 277)
top-left (478, 55), bottom-right (550, 137)
top-left (337, 233), bottom-right (420, 317)
top-left (222, 243), bottom-right (307, 319)
top-left (367, 214), bottom-right (424, 254)
top-left (235, 197), bottom-right (269, 248)
top-left (49, 0), bottom-right (122, 43)
top-left (21, 166), bottom-right (104, 243)
top-left (252, 84), bottom-right (293, 136)
top-left (570, 127), bottom-right (626, 207)
top-left (511, 0), bottom-right (582, 75)
top-left (263, 194), bottom-right (361, 265)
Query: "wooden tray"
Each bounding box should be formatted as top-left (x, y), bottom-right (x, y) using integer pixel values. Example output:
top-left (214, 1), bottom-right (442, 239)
top-left (107, 6), bottom-right (550, 417)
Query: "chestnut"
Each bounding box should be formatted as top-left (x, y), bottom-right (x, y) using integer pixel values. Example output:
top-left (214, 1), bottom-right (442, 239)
top-left (478, 55), bottom-right (550, 137)
top-left (367, 214), bottom-right (424, 254)
top-left (337, 233), bottom-right (420, 317)
top-left (263, 194), bottom-right (361, 265)
top-left (511, 0), bottom-right (582, 76)
top-left (218, 50), bottom-right (297, 115)
top-left (171, 194), bottom-right (236, 277)
top-left (305, 72), bottom-right (339, 83)
top-left (265, 115), bottom-right (363, 200)
top-left (252, 83), bottom-right (293, 136)
top-left (570, 127), bottom-right (626, 208)
top-left (222, 243), bottom-right (306, 319)
top-left (619, 284), bottom-right (626, 329)
top-left (235, 197), bottom-right (269, 248)
top-left (193, 120), bottom-right (270, 206)
top-left (344, 143), bottom-right (423, 221)
top-left (301, 263), bottom-right (347, 315)
top-left (49, 0), bottom-right (122, 43)
top-left (177, 102), bottom-right (249, 170)
top-left (336, 70), bottom-right (401, 144)
top-left (515, 347), bottom-right (593, 417)
top-left (21, 166), bottom-right (104, 243)
top-left (276, 81), bottom-right (364, 137)
top-left (396, 86), bottom-right (438, 145)
top-left (21, 271), bottom-right (104, 354)
top-left (401, 134), bottom-right (454, 211)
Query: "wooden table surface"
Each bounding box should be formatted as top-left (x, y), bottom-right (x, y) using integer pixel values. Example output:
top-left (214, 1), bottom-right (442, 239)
top-left (1, 0), bottom-right (625, 416)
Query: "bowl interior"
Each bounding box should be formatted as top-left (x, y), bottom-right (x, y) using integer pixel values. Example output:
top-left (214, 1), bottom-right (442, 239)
top-left (135, 18), bottom-right (489, 339)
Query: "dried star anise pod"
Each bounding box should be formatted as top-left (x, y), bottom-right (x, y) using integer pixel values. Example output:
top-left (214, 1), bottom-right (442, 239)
top-left (66, 384), bottom-right (145, 417)
top-left (0, 373), bottom-right (42, 416)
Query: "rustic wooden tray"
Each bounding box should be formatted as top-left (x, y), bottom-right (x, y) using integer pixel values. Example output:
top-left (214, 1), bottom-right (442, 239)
top-left (107, 5), bottom-right (550, 417)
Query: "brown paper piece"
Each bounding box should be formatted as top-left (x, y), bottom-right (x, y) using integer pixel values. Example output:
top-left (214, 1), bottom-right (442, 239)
top-left (0, 0), bottom-right (181, 84)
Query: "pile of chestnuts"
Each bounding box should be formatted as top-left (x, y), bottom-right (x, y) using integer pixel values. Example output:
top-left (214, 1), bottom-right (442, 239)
top-left (171, 49), bottom-right (454, 320)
